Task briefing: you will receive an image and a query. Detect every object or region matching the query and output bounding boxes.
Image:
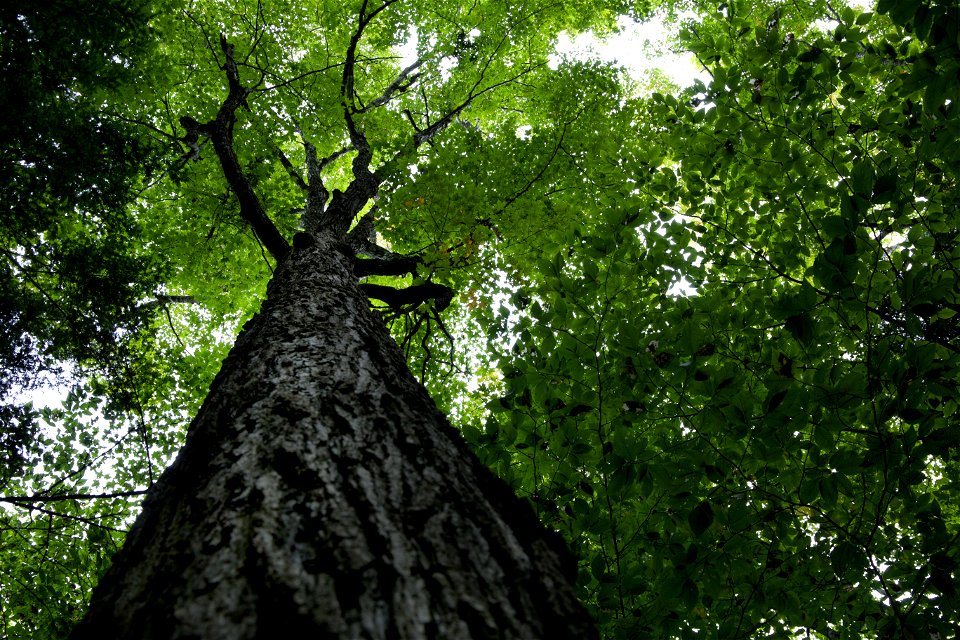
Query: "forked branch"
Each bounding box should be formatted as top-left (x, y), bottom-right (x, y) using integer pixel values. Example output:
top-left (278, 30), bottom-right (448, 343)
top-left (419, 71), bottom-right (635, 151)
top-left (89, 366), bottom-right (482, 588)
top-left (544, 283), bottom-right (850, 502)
top-left (181, 36), bottom-right (290, 262)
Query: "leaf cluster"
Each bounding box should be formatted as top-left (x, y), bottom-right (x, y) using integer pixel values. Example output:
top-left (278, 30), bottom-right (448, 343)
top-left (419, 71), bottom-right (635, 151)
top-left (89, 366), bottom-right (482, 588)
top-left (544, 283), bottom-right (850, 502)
top-left (462, 1), bottom-right (960, 637)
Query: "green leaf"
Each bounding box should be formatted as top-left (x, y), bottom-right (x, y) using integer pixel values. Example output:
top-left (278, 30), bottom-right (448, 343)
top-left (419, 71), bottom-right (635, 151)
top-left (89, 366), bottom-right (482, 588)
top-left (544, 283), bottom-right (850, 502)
top-left (688, 500), bottom-right (715, 537)
top-left (799, 477), bottom-right (820, 504)
top-left (681, 578), bottom-right (699, 608)
top-left (819, 475), bottom-right (839, 508)
top-left (813, 421), bottom-right (836, 450)
top-left (785, 313), bottom-right (815, 346)
top-left (766, 389), bottom-right (788, 413)
top-left (831, 541), bottom-right (865, 579)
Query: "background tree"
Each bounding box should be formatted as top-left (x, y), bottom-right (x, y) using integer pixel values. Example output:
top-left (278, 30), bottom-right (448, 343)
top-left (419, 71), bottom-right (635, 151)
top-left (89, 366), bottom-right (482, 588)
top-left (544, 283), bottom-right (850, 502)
top-left (471, 0), bottom-right (960, 637)
top-left (0, 2), bottom-right (173, 635)
top-left (0, 0), bottom-right (163, 476)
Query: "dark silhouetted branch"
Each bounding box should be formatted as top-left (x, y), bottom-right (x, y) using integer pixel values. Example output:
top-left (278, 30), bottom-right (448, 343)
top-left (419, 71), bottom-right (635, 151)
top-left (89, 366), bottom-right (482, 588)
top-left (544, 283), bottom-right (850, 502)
top-left (360, 282), bottom-right (453, 311)
top-left (1, 490), bottom-right (149, 504)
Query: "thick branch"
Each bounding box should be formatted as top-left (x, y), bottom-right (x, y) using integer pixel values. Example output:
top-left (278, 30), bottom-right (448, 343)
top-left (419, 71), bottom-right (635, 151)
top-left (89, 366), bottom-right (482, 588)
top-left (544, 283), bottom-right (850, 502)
top-left (318, 1), bottom-right (402, 235)
top-left (354, 256), bottom-right (420, 278)
top-left (301, 137), bottom-right (330, 232)
top-left (360, 282), bottom-right (454, 312)
top-left (341, 1), bottom-right (389, 168)
top-left (294, 117), bottom-right (355, 233)
top-left (345, 208), bottom-right (377, 249)
top-left (344, 207), bottom-right (400, 261)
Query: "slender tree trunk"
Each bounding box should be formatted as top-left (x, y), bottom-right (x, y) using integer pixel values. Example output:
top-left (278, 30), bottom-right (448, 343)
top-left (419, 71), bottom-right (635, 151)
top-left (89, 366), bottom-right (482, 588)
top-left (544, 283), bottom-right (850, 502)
top-left (71, 231), bottom-right (596, 639)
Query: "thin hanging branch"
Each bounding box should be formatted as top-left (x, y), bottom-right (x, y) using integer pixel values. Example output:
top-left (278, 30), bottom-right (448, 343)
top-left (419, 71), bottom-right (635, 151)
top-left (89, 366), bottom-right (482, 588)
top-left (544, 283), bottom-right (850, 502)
top-left (377, 46), bottom-right (544, 180)
top-left (274, 147), bottom-right (308, 191)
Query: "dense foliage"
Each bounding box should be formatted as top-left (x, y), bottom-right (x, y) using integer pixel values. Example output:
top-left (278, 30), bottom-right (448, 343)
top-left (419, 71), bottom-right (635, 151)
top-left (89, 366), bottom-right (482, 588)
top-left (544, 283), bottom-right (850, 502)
top-left (0, 2), bottom-right (171, 634)
top-left (0, 0), bottom-right (165, 477)
top-left (1, 0), bottom-right (958, 638)
top-left (469, 1), bottom-right (960, 637)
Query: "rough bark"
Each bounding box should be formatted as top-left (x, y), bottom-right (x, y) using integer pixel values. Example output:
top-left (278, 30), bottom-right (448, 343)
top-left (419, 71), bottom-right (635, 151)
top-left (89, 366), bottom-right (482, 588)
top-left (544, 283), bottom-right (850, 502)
top-left (71, 231), bottom-right (596, 639)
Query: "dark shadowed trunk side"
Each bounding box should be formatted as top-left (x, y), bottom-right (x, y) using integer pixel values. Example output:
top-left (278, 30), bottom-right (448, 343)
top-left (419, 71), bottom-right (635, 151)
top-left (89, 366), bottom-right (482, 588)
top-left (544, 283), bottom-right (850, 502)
top-left (71, 230), bottom-right (597, 639)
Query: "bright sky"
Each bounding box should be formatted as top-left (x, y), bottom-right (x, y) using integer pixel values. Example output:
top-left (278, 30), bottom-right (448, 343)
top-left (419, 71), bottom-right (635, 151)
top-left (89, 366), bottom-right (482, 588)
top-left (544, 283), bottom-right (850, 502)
top-left (399, 13), bottom-right (709, 91)
top-left (552, 14), bottom-right (710, 89)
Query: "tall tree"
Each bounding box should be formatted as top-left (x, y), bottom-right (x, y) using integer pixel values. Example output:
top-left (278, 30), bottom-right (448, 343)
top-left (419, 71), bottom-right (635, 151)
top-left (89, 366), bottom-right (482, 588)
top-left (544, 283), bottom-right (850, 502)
top-left (60, 0), bottom-right (640, 636)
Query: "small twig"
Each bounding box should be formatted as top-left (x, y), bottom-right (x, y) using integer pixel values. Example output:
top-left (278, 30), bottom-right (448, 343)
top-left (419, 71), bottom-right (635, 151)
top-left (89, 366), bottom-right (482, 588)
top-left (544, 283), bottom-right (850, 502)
top-left (0, 490), bottom-right (149, 504)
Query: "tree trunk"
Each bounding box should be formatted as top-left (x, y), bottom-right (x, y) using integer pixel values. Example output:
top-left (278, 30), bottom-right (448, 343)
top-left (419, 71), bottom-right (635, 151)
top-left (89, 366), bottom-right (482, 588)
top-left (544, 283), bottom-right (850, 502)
top-left (71, 231), bottom-right (596, 639)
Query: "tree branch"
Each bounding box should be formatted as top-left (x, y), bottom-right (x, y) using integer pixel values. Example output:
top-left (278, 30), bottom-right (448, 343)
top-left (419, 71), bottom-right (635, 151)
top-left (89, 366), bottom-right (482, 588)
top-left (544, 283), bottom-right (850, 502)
top-left (477, 122), bottom-right (568, 239)
top-left (345, 208), bottom-right (377, 248)
top-left (357, 58), bottom-right (425, 113)
top-left (301, 136), bottom-right (330, 232)
top-left (354, 256), bottom-right (421, 278)
top-left (360, 282), bottom-right (454, 312)
top-left (138, 294), bottom-right (199, 312)
top-left (317, 0), bottom-right (402, 236)
top-left (377, 55), bottom-right (544, 182)
top-left (274, 147), bottom-right (308, 191)
top-left (182, 36), bottom-right (291, 263)
top-left (414, 66), bottom-right (538, 148)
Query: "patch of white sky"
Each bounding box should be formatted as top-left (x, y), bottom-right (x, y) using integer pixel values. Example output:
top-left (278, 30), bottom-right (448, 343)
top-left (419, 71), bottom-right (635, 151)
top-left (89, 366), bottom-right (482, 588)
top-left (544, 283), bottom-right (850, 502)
top-left (551, 13), bottom-right (709, 89)
top-left (400, 13), bottom-right (709, 91)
